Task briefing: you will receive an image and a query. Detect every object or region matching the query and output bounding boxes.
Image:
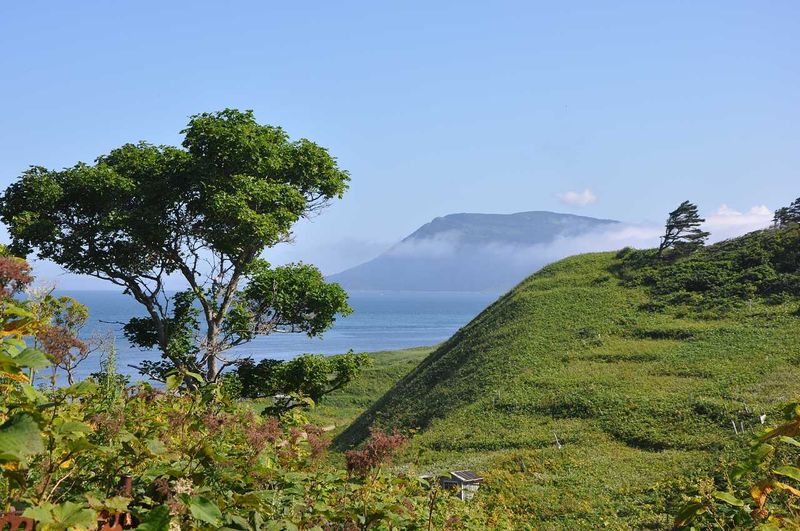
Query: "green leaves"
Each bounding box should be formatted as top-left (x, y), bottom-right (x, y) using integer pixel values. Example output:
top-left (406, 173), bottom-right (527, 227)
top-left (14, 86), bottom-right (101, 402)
top-left (673, 500), bottom-right (709, 528)
top-left (63, 379), bottom-right (99, 397)
top-left (184, 495), bottom-right (223, 527)
top-left (773, 466), bottom-right (800, 482)
top-left (54, 419), bottom-right (92, 438)
top-left (145, 438), bottom-right (168, 456)
top-left (712, 491), bottom-right (745, 507)
top-left (165, 373), bottom-right (183, 391)
top-left (86, 494), bottom-right (131, 514)
top-left (234, 350), bottom-right (370, 409)
top-left (14, 347), bottom-right (51, 369)
top-left (134, 505), bottom-right (171, 531)
top-left (23, 501), bottom-right (96, 530)
top-left (678, 399), bottom-right (800, 528)
top-left (0, 413), bottom-right (44, 463)
top-left (164, 369), bottom-right (204, 391)
top-left (732, 443), bottom-right (775, 480)
top-left (777, 435), bottom-right (800, 447)
top-left (238, 260), bottom-right (352, 338)
top-left (18, 381), bottom-right (46, 403)
top-left (0, 346), bottom-right (50, 378)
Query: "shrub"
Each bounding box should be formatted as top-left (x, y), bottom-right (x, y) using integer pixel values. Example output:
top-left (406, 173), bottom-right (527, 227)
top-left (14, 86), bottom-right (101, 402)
top-left (345, 428), bottom-right (407, 477)
top-left (675, 401), bottom-right (800, 528)
top-left (615, 226), bottom-right (800, 316)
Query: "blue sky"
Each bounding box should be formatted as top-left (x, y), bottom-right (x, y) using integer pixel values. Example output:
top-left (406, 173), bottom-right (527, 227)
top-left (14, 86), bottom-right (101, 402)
top-left (1, 1), bottom-right (798, 280)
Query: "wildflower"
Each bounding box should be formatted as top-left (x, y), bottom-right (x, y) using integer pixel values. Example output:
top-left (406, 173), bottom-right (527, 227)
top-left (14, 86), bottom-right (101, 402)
top-left (172, 477), bottom-right (194, 496)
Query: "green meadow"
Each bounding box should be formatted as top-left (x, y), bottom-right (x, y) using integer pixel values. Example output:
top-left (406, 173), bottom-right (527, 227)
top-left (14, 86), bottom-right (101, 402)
top-left (314, 227), bottom-right (800, 528)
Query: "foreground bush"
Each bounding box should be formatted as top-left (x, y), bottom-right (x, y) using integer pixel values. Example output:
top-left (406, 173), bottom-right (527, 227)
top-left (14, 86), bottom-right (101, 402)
top-left (1, 373), bottom-right (491, 529)
top-left (0, 257), bottom-right (502, 530)
top-left (676, 401), bottom-right (800, 528)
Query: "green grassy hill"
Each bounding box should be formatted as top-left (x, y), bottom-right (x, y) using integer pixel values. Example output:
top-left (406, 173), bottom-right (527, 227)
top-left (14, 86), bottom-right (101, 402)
top-left (334, 226), bottom-right (800, 528)
top-left (306, 346), bottom-right (432, 431)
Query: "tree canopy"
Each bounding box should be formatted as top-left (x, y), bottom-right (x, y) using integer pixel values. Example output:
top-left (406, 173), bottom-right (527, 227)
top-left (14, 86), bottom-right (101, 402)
top-left (658, 200), bottom-right (709, 256)
top-left (0, 109), bottom-right (352, 382)
top-left (773, 197), bottom-right (800, 228)
top-left (235, 351), bottom-right (371, 414)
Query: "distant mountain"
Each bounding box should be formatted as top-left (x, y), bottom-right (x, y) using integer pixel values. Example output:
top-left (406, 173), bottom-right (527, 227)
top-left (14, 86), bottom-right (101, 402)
top-left (328, 211), bottom-right (619, 291)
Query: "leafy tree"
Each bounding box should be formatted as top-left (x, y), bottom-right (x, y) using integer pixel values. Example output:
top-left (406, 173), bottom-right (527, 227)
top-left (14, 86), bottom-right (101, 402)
top-left (658, 200), bottom-right (710, 256)
top-left (235, 351), bottom-right (371, 413)
top-left (0, 250), bottom-right (89, 386)
top-left (0, 109), bottom-right (352, 382)
top-left (773, 197), bottom-right (800, 228)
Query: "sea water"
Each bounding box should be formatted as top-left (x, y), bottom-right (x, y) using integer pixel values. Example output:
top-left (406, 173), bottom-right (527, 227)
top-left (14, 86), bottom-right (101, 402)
top-left (54, 290), bottom-right (499, 380)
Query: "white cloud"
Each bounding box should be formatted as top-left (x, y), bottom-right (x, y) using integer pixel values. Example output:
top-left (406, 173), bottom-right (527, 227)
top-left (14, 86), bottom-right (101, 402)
top-left (557, 188), bottom-right (597, 207)
top-left (380, 223), bottom-right (662, 268)
top-left (375, 204), bottom-right (775, 275)
top-left (268, 237), bottom-right (394, 275)
top-left (385, 231), bottom-right (462, 259)
top-left (703, 204), bottom-right (773, 241)
top-left (501, 223), bottom-right (661, 264)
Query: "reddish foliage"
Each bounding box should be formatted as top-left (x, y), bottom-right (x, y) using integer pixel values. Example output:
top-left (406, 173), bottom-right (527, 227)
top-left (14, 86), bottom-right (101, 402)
top-left (0, 256), bottom-right (33, 298)
top-left (165, 408), bottom-right (191, 428)
top-left (304, 424), bottom-right (331, 460)
top-left (445, 515), bottom-right (463, 528)
top-left (150, 478), bottom-right (186, 516)
top-left (0, 510), bottom-right (35, 530)
top-left (244, 414), bottom-right (282, 455)
top-left (201, 412), bottom-right (228, 435)
top-left (37, 324), bottom-right (88, 365)
top-left (90, 412), bottom-right (124, 436)
top-left (153, 478), bottom-right (170, 498)
top-left (345, 428), bottom-right (406, 477)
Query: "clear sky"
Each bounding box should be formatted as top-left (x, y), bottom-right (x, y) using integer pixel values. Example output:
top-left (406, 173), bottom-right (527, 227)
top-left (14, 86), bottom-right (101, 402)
top-left (1, 1), bottom-right (798, 279)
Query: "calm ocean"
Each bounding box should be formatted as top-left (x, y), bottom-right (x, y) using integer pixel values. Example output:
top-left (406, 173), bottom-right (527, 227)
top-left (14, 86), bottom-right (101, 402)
top-left (54, 290), bottom-right (499, 380)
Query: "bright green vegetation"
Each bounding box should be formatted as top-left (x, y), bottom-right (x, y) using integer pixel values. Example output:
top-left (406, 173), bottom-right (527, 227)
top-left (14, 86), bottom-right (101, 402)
top-left (333, 226), bottom-right (800, 528)
top-left (1, 259), bottom-right (503, 530)
top-left (674, 400), bottom-right (800, 528)
top-left (308, 346), bottom-right (433, 431)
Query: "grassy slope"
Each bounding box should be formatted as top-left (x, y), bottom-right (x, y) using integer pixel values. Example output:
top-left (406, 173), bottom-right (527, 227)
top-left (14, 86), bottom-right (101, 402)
top-left (332, 232), bottom-right (800, 528)
top-left (307, 346), bottom-right (432, 432)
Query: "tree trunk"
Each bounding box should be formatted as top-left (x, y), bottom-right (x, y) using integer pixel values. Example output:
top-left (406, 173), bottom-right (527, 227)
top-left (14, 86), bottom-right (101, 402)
top-left (207, 355), bottom-right (217, 382)
top-left (206, 322), bottom-right (218, 381)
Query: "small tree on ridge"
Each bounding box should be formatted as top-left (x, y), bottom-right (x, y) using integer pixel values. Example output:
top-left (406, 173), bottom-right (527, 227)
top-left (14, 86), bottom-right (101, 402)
top-left (773, 197), bottom-right (800, 228)
top-left (658, 201), bottom-right (709, 256)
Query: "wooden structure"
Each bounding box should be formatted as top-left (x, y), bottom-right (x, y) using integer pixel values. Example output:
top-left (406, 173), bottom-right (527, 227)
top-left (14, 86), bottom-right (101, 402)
top-left (437, 470), bottom-right (484, 501)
